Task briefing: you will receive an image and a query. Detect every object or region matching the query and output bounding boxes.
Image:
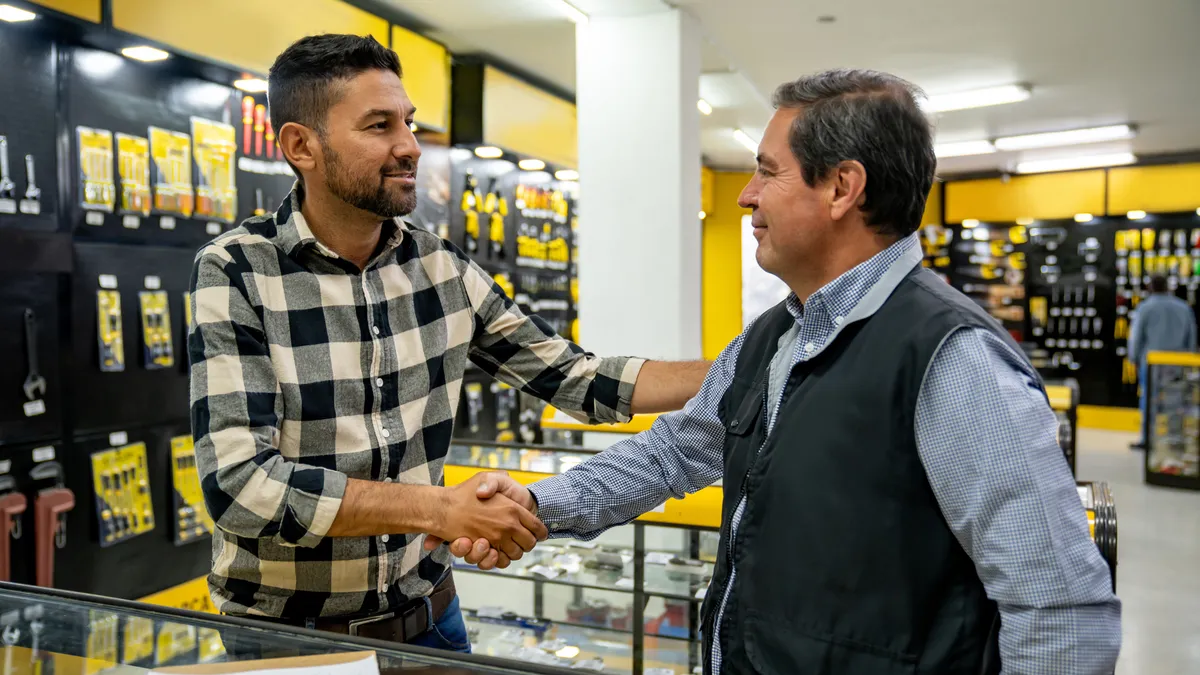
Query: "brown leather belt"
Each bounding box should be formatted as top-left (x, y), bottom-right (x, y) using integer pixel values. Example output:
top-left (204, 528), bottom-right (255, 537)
top-left (262, 574), bottom-right (457, 644)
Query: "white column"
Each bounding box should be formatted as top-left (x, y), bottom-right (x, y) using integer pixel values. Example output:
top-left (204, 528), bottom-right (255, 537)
top-left (575, 9), bottom-right (703, 361)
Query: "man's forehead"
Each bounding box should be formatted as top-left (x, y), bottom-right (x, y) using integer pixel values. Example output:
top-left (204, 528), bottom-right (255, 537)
top-left (333, 70), bottom-right (413, 116)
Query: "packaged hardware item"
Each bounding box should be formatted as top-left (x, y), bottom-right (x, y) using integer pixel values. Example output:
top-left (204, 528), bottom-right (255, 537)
top-left (116, 134), bottom-right (151, 217)
top-left (77, 127), bottom-right (116, 212)
top-left (191, 117), bottom-right (238, 223)
top-left (149, 127), bottom-right (193, 217)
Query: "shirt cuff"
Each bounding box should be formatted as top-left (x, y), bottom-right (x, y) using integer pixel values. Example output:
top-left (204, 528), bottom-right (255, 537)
top-left (528, 473), bottom-right (579, 536)
top-left (592, 356), bottom-right (646, 423)
top-left (279, 468), bottom-right (347, 548)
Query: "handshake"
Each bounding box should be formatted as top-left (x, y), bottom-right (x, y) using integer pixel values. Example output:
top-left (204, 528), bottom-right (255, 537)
top-left (424, 472), bottom-right (546, 570)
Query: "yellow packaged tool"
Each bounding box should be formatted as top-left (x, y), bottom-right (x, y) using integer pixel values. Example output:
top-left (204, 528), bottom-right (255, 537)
top-left (492, 273), bottom-right (515, 299)
top-left (933, 255), bottom-right (951, 268)
top-left (97, 290), bottom-right (124, 372)
top-left (1129, 253), bottom-right (1143, 279)
top-left (488, 192), bottom-right (508, 258)
top-left (116, 133), bottom-right (151, 217)
top-left (1114, 230), bottom-right (1128, 254)
top-left (1144, 253), bottom-right (1157, 277)
top-left (123, 617), bottom-right (155, 664)
top-left (460, 173), bottom-right (481, 254)
top-left (149, 127), bottom-right (193, 217)
top-left (1007, 252), bottom-right (1026, 270)
top-left (1114, 316), bottom-right (1129, 339)
top-left (197, 629), bottom-right (225, 663)
top-left (183, 291), bottom-right (193, 333)
top-left (191, 118), bottom-right (238, 223)
top-left (1008, 225), bottom-right (1028, 245)
top-left (77, 127), bottom-right (116, 212)
top-left (155, 623), bottom-right (197, 666)
top-left (170, 435), bottom-right (213, 544)
top-left (91, 443), bottom-right (155, 546)
top-left (1142, 228), bottom-right (1155, 251)
top-left (1030, 297), bottom-right (1048, 335)
top-left (138, 291), bottom-right (174, 369)
top-left (1182, 256), bottom-right (1192, 280)
top-left (84, 611), bottom-right (118, 675)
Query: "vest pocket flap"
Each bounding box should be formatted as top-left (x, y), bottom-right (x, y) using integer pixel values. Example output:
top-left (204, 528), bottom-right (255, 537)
top-left (743, 613), bottom-right (917, 675)
top-left (725, 381), bottom-right (765, 437)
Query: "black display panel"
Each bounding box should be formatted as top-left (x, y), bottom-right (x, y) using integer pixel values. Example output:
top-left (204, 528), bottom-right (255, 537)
top-left (0, 272), bottom-right (64, 448)
top-left (0, 22), bottom-right (59, 234)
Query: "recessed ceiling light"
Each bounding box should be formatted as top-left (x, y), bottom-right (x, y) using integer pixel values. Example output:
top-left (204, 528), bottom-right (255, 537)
top-left (233, 78), bottom-right (268, 93)
top-left (697, 99), bottom-right (713, 116)
top-left (733, 129), bottom-right (759, 154)
top-left (474, 146), bottom-right (503, 159)
top-left (922, 84), bottom-right (1031, 114)
top-left (1075, 213), bottom-right (1095, 223)
top-left (699, 211), bottom-right (707, 220)
top-left (1127, 210), bottom-right (1147, 221)
top-left (1016, 152), bottom-right (1137, 174)
top-left (995, 124), bottom-right (1134, 151)
top-left (555, 169), bottom-right (579, 181)
top-left (121, 45), bottom-right (170, 62)
top-left (519, 159), bottom-right (546, 171)
top-left (1016, 218), bottom-right (1035, 226)
top-left (962, 219), bottom-right (980, 228)
top-left (0, 4), bottom-right (37, 22)
top-left (934, 140), bottom-right (996, 158)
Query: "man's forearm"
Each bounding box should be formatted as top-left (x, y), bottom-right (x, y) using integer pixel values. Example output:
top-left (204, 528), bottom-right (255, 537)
top-left (325, 479), bottom-right (443, 537)
top-left (630, 360), bottom-right (712, 414)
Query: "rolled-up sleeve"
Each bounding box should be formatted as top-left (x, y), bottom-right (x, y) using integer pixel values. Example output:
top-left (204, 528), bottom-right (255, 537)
top-left (455, 251), bottom-right (643, 424)
top-left (189, 247), bottom-right (346, 547)
top-left (916, 327), bottom-right (1121, 674)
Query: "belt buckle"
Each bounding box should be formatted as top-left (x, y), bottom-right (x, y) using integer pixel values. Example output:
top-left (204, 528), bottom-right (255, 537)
top-left (347, 611), bottom-right (394, 637)
top-left (398, 598), bottom-right (433, 641)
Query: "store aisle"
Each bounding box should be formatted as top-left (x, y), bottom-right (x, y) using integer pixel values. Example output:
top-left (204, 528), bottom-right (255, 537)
top-left (1075, 429), bottom-right (1200, 675)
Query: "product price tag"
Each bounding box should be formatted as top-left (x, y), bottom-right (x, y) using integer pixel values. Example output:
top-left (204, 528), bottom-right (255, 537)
top-left (123, 215), bottom-right (140, 229)
top-left (0, 460), bottom-right (11, 475)
top-left (99, 274), bottom-right (118, 289)
top-left (32, 446), bottom-right (55, 463)
top-left (0, 199), bottom-right (16, 214)
top-left (206, 222), bottom-right (222, 235)
top-left (109, 431), bottom-right (128, 447)
top-left (85, 211), bottom-right (104, 226)
top-left (144, 276), bottom-right (161, 290)
top-left (160, 216), bottom-right (176, 230)
top-left (23, 400), bottom-right (46, 417)
top-left (19, 200), bottom-right (40, 215)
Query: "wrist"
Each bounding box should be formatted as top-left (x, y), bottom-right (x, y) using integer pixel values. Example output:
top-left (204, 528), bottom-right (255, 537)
top-left (425, 486), bottom-right (451, 535)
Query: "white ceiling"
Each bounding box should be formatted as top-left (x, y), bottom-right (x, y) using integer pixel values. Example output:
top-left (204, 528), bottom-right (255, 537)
top-left (384, 0), bottom-right (1200, 175)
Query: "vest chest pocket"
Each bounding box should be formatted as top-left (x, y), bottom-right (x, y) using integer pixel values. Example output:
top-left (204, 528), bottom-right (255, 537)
top-left (743, 612), bottom-right (917, 675)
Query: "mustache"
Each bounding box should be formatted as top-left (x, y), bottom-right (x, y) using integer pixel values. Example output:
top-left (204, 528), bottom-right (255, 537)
top-left (382, 158), bottom-right (418, 175)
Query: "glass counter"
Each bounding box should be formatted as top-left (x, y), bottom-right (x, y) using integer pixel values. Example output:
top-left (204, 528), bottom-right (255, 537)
top-left (1143, 351), bottom-right (1200, 490)
top-left (0, 581), bottom-right (588, 675)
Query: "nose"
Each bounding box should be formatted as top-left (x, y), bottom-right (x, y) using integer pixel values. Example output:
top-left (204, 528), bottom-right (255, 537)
top-left (396, 127), bottom-right (422, 163)
top-left (738, 176), bottom-right (758, 209)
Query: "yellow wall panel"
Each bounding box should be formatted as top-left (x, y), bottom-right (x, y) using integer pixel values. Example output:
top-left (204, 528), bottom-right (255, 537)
top-left (1107, 164), bottom-right (1200, 215)
top-left (113, 0), bottom-right (389, 76)
top-left (28, 0), bottom-right (99, 22)
top-left (391, 26), bottom-right (450, 133)
top-left (945, 171), bottom-right (1106, 223)
top-left (702, 171), bottom-right (751, 360)
top-left (483, 66), bottom-right (577, 168)
top-left (700, 166), bottom-right (715, 216)
top-left (922, 182), bottom-right (942, 226)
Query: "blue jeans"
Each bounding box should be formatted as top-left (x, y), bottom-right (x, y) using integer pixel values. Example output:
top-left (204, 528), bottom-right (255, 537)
top-left (408, 596), bottom-right (472, 653)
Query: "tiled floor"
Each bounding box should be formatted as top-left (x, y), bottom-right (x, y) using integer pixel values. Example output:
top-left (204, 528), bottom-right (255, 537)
top-left (1074, 428), bottom-right (1200, 675)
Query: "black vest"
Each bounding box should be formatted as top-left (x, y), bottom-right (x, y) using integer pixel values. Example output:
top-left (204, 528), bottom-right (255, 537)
top-left (701, 265), bottom-right (1027, 675)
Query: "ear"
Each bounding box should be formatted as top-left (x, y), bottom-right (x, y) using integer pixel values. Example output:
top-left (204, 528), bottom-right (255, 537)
top-left (277, 122), bottom-right (319, 175)
top-left (829, 160), bottom-right (868, 222)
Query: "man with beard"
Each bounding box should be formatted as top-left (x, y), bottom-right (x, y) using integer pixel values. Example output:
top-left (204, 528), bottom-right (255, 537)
top-left (188, 34), bottom-right (710, 651)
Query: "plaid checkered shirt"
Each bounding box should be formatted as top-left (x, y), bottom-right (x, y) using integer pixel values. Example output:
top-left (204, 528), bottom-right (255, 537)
top-left (189, 184), bottom-right (644, 619)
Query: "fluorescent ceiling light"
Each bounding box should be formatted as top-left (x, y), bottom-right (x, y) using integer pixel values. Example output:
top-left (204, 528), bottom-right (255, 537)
top-left (697, 99), bottom-right (713, 115)
top-left (733, 129), bottom-right (759, 154)
top-left (474, 146), bottom-right (503, 159)
top-left (934, 140), bottom-right (995, 158)
top-left (550, 0), bottom-right (588, 24)
top-left (962, 219), bottom-right (980, 228)
top-left (233, 78), bottom-right (268, 93)
top-left (1075, 213), bottom-right (1095, 223)
top-left (555, 169), bottom-right (579, 181)
top-left (922, 84), bottom-right (1031, 113)
top-left (518, 159), bottom-right (546, 171)
top-left (0, 4), bottom-right (37, 21)
top-left (1016, 152), bottom-right (1136, 174)
top-left (995, 124), bottom-right (1134, 151)
top-left (121, 45), bottom-right (170, 62)
top-left (1127, 210), bottom-right (1147, 220)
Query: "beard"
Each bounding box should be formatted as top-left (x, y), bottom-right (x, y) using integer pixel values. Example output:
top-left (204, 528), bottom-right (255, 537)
top-left (322, 141), bottom-right (418, 218)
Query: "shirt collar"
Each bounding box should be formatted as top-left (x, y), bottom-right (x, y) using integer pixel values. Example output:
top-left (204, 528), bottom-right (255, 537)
top-left (273, 181), bottom-right (409, 260)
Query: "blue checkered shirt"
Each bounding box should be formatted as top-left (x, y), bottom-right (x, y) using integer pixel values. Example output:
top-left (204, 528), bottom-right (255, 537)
top-left (530, 233), bottom-right (1121, 674)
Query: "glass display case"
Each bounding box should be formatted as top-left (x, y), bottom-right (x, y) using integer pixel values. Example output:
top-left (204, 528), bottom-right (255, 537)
top-left (0, 581), bottom-right (584, 675)
top-left (1045, 379), bottom-right (1080, 472)
top-left (445, 440), bottom-right (717, 675)
top-left (1143, 351), bottom-right (1200, 489)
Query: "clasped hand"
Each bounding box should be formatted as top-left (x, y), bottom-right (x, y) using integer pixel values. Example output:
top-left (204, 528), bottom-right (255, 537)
top-left (426, 472), bottom-right (544, 569)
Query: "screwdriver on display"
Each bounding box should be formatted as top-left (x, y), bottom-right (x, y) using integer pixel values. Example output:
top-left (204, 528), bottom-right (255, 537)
top-left (265, 119), bottom-right (275, 160)
top-left (254, 104), bottom-right (266, 157)
top-left (242, 97), bottom-right (254, 156)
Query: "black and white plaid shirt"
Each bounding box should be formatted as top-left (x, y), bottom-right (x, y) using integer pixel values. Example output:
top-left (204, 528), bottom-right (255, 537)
top-left (189, 183), bottom-right (644, 619)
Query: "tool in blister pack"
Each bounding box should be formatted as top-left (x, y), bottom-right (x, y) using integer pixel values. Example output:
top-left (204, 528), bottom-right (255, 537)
top-left (1175, 229), bottom-right (1188, 252)
top-left (254, 188), bottom-right (265, 217)
top-left (1041, 265), bottom-right (1061, 284)
top-left (0, 476), bottom-right (26, 583)
top-left (1159, 230), bottom-right (1172, 256)
top-left (465, 383), bottom-right (484, 433)
top-left (30, 461), bottom-right (73, 588)
top-left (1086, 284), bottom-right (1095, 305)
top-left (1141, 228), bottom-right (1155, 251)
top-left (139, 290), bottom-right (175, 369)
top-left (253, 104), bottom-right (266, 157)
top-left (1115, 230), bottom-right (1129, 256)
top-left (1029, 226), bottom-right (1067, 250)
top-left (0, 136), bottom-right (15, 204)
top-left (1129, 252), bottom-right (1143, 279)
top-left (19, 154), bottom-right (40, 215)
top-left (1078, 237), bottom-right (1101, 264)
top-left (1114, 316), bottom-right (1129, 339)
top-left (23, 308), bottom-right (47, 403)
top-left (264, 119), bottom-right (275, 160)
top-left (489, 191), bottom-right (508, 259)
top-left (1144, 252), bottom-right (1158, 278)
top-left (97, 289), bottom-right (125, 372)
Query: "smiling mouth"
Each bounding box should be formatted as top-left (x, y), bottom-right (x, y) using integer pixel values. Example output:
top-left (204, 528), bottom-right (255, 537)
top-left (384, 173), bottom-right (417, 184)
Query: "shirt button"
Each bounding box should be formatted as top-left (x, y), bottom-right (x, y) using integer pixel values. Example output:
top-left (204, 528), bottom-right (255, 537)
top-left (381, 428), bottom-right (390, 438)
top-left (381, 534), bottom-right (389, 543)
top-left (805, 342), bottom-right (816, 353)
top-left (372, 325), bottom-right (381, 336)
top-left (381, 583), bottom-right (389, 593)
top-left (375, 378), bottom-right (384, 388)
top-left (834, 316), bottom-right (844, 326)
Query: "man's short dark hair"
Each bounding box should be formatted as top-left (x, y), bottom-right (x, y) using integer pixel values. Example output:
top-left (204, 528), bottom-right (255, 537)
top-left (268, 34), bottom-right (401, 135)
top-left (1150, 275), bottom-right (1170, 294)
top-left (772, 69), bottom-right (936, 238)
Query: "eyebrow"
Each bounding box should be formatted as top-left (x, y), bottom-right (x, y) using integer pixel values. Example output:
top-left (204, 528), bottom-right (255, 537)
top-left (756, 153), bottom-right (777, 169)
top-left (360, 107), bottom-right (417, 122)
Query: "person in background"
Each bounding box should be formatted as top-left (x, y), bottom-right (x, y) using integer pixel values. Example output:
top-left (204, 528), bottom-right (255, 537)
top-left (189, 33), bottom-right (710, 653)
top-left (1128, 274), bottom-right (1197, 450)
top-left (442, 69), bottom-right (1121, 674)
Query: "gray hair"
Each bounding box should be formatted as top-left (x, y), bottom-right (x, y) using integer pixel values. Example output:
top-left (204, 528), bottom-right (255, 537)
top-left (772, 69), bottom-right (936, 237)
